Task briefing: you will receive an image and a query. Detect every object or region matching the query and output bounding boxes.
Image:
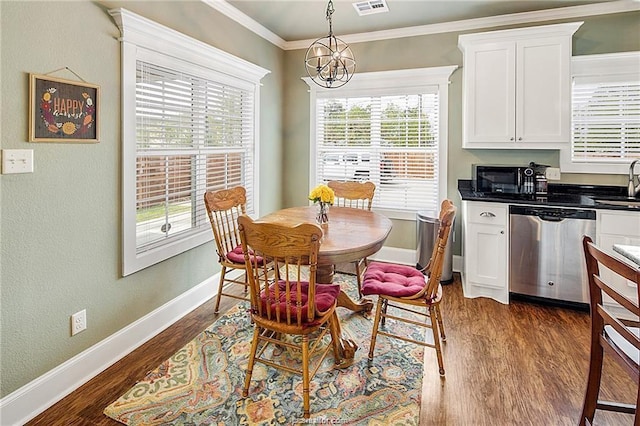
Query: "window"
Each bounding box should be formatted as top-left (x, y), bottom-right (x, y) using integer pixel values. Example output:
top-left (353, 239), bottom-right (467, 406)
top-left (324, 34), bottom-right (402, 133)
top-left (560, 52), bottom-right (640, 174)
top-left (112, 9), bottom-right (269, 275)
top-left (305, 67), bottom-right (456, 219)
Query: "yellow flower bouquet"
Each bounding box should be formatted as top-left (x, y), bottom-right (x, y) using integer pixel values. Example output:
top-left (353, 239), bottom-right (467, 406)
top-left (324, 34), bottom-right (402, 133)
top-left (309, 184), bottom-right (334, 224)
top-left (309, 184), bottom-right (335, 205)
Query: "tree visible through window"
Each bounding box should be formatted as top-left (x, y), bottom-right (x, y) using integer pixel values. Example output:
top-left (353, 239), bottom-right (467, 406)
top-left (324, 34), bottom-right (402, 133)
top-left (314, 88), bottom-right (444, 214)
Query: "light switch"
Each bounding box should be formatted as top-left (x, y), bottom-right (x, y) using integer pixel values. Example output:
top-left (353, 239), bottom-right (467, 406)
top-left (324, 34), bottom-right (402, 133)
top-left (2, 149), bottom-right (34, 174)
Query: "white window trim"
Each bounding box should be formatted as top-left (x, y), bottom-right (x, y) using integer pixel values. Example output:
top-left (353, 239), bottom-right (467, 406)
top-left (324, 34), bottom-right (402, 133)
top-left (110, 8), bottom-right (269, 276)
top-left (560, 51), bottom-right (640, 174)
top-left (304, 66), bottom-right (457, 221)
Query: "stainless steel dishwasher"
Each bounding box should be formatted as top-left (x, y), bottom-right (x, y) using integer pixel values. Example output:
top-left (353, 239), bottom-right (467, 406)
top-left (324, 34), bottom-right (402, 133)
top-left (509, 205), bottom-right (596, 305)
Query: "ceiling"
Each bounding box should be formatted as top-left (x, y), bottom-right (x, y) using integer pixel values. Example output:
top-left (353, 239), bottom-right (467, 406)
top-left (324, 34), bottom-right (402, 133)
top-left (224, 0), bottom-right (617, 42)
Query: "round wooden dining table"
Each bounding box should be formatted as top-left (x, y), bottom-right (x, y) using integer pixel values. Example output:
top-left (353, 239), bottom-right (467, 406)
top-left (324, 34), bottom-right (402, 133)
top-left (260, 205), bottom-right (392, 285)
top-left (259, 205), bottom-right (393, 363)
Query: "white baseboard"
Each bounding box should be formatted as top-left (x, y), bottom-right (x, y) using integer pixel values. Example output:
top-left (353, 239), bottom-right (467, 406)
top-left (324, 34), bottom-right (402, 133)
top-left (0, 274), bottom-right (218, 426)
top-left (453, 255), bottom-right (463, 273)
top-left (373, 247), bottom-right (464, 274)
top-left (371, 246), bottom-right (416, 265)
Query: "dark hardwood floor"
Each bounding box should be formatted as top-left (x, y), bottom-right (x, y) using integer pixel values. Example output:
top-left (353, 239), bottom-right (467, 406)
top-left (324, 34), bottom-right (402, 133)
top-left (27, 273), bottom-right (636, 425)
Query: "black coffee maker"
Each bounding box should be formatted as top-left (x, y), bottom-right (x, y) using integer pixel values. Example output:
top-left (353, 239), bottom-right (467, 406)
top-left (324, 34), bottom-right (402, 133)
top-left (529, 162), bottom-right (548, 196)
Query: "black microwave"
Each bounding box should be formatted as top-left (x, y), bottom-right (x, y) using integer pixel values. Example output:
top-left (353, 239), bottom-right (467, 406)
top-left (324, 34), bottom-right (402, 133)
top-left (473, 164), bottom-right (535, 195)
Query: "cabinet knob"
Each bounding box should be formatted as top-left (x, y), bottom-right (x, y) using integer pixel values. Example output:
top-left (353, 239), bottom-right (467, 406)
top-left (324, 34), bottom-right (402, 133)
top-left (480, 211), bottom-right (496, 218)
top-left (500, 230), bottom-right (504, 234)
top-left (518, 137), bottom-right (523, 141)
top-left (510, 137), bottom-right (515, 141)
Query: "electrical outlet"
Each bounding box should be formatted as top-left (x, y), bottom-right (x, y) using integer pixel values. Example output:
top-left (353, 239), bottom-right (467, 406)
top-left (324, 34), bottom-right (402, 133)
top-left (71, 309), bottom-right (87, 335)
top-left (545, 167), bottom-right (561, 180)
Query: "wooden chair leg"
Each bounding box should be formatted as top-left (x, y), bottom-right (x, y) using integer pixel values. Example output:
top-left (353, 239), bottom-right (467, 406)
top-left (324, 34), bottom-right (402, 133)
top-left (302, 336), bottom-right (311, 419)
top-left (243, 325), bottom-right (261, 397)
top-left (214, 266), bottom-right (228, 314)
top-left (381, 299), bottom-right (388, 327)
top-left (430, 306), bottom-right (445, 376)
top-left (329, 312), bottom-right (343, 366)
top-left (579, 343), bottom-right (605, 426)
top-left (354, 261), bottom-right (363, 299)
top-left (368, 297), bottom-right (384, 361)
top-left (435, 304), bottom-right (446, 341)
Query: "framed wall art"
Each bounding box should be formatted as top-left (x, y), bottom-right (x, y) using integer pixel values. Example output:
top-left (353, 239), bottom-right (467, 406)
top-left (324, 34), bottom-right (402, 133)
top-left (29, 73), bottom-right (100, 143)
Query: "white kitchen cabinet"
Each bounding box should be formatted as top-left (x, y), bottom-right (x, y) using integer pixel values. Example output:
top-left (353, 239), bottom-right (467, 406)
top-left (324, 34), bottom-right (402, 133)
top-left (595, 210), bottom-right (640, 317)
top-left (462, 201), bottom-right (509, 304)
top-left (458, 22), bottom-right (582, 149)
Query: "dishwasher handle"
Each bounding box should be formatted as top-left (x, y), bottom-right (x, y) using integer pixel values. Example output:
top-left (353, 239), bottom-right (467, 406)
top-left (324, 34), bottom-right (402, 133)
top-left (539, 214), bottom-right (564, 222)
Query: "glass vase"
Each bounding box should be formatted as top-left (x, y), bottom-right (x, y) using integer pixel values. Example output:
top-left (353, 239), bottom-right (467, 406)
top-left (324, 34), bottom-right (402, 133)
top-left (316, 202), bottom-right (329, 225)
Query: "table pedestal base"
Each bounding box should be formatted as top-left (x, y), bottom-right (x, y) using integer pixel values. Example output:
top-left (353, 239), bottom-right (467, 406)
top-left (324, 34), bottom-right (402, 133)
top-left (318, 264), bottom-right (375, 365)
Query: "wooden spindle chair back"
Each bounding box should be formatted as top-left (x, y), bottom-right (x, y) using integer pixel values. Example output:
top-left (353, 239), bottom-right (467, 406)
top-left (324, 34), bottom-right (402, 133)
top-left (362, 199), bottom-right (456, 375)
top-left (327, 180), bottom-right (376, 296)
top-left (238, 215), bottom-right (344, 419)
top-left (580, 236), bottom-right (640, 425)
top-left (328, 180), bottom-right (375, 211)
top-left (204, 186), bottom-right (249, 313)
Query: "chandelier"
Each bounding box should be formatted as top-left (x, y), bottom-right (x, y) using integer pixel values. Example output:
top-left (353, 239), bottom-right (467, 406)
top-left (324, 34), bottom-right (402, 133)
top-left (304, 0), bottom-right (356, 89)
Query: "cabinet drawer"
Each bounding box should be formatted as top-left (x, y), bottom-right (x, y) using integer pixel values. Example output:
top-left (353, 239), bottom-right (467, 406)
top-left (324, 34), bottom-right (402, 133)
top-left (597, 211), bottom-right (640, 237)
top-left (467, 202), bottom-right (508, 225)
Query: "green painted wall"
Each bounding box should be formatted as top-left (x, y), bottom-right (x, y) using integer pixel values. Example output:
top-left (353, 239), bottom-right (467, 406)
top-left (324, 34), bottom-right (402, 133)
top-left (0, 1), bottom-right (282, 397)
top-left (282, 11), bottom-right (640, 254)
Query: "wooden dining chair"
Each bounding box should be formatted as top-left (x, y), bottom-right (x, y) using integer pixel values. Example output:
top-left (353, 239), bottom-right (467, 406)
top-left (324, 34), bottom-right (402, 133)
top-left (580, 236), bottom-right (639, 426)
top-left (327, 180), bottom-right (376, 297)
top-left (361, 199), bottom-right (456, 375)
top-left (238, 215), bottom-right (344, 419)
top-left (204, 186), bottom-right (253, 314)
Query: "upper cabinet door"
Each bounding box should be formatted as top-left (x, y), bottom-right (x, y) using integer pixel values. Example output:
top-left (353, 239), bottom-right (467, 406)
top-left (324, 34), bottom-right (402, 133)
top-left (459, 22), bottom-right (582, 150)
top-left (517, 36), bottom-right (572, 145)
top-left (463, 42), bottom-right (516, 147)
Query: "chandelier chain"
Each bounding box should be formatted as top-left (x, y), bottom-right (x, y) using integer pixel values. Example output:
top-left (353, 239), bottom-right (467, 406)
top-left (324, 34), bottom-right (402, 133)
top-left (326, 0), bottom-right (334, 34)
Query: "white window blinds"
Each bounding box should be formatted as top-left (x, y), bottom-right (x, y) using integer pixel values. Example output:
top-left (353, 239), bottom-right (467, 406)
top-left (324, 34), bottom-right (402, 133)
top-left (135, 60), bottom-right (255, 253)
top-left (315, 91), bottom-right (440, 213)
top-left (572, 73), bottom-right (640, 163)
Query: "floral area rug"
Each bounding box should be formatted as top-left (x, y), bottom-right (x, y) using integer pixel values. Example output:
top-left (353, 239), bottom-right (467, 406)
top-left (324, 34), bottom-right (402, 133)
top-left (104, 274), bottom-right (424, 425)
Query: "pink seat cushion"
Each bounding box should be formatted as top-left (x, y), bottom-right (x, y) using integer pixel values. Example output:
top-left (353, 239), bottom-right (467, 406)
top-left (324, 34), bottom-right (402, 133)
top-left (260, 281), bottom-right (340, 323)
top-left (226, 245), bottom-right (263, 265)
top-left (362, 262), bottom-right (426, 297)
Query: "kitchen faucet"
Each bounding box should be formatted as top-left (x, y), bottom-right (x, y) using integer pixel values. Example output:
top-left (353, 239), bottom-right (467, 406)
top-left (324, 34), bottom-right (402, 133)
top-left (629, 159), bottom-right (640, 197)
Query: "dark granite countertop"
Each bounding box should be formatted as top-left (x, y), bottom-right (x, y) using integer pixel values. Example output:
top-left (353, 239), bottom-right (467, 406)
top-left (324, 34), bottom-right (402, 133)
top-left (458, 180), bottom-right (640, 211)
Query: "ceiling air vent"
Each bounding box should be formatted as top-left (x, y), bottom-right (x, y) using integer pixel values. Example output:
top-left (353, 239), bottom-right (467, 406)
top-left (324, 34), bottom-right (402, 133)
top-left (352, 0), bottom-right (389, 16)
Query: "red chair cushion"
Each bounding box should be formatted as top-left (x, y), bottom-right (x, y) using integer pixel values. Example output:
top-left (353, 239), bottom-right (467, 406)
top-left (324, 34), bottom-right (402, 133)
top-left (226, 245), bottom-right (263, 265)
top-left (260, 281), bottom-right (340, 323)
top-left (362, 262), bottom-right (426, 297)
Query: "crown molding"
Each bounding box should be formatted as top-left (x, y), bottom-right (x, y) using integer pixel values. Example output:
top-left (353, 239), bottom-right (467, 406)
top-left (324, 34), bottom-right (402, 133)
top-left (109, 8), bottom-right (270, 83)
top-left (201, 0), bottom-right (287, 49)
top-left (204, 0), bottom-right (640, 51)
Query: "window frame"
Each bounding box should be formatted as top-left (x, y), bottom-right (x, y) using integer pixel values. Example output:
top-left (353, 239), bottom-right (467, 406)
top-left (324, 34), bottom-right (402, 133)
top-left (560, 51), bottom-right (640, 174)
top-left (111, 8), bottom-right (269, 276)
top-left (304, 66), bottom-right (457, 220)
